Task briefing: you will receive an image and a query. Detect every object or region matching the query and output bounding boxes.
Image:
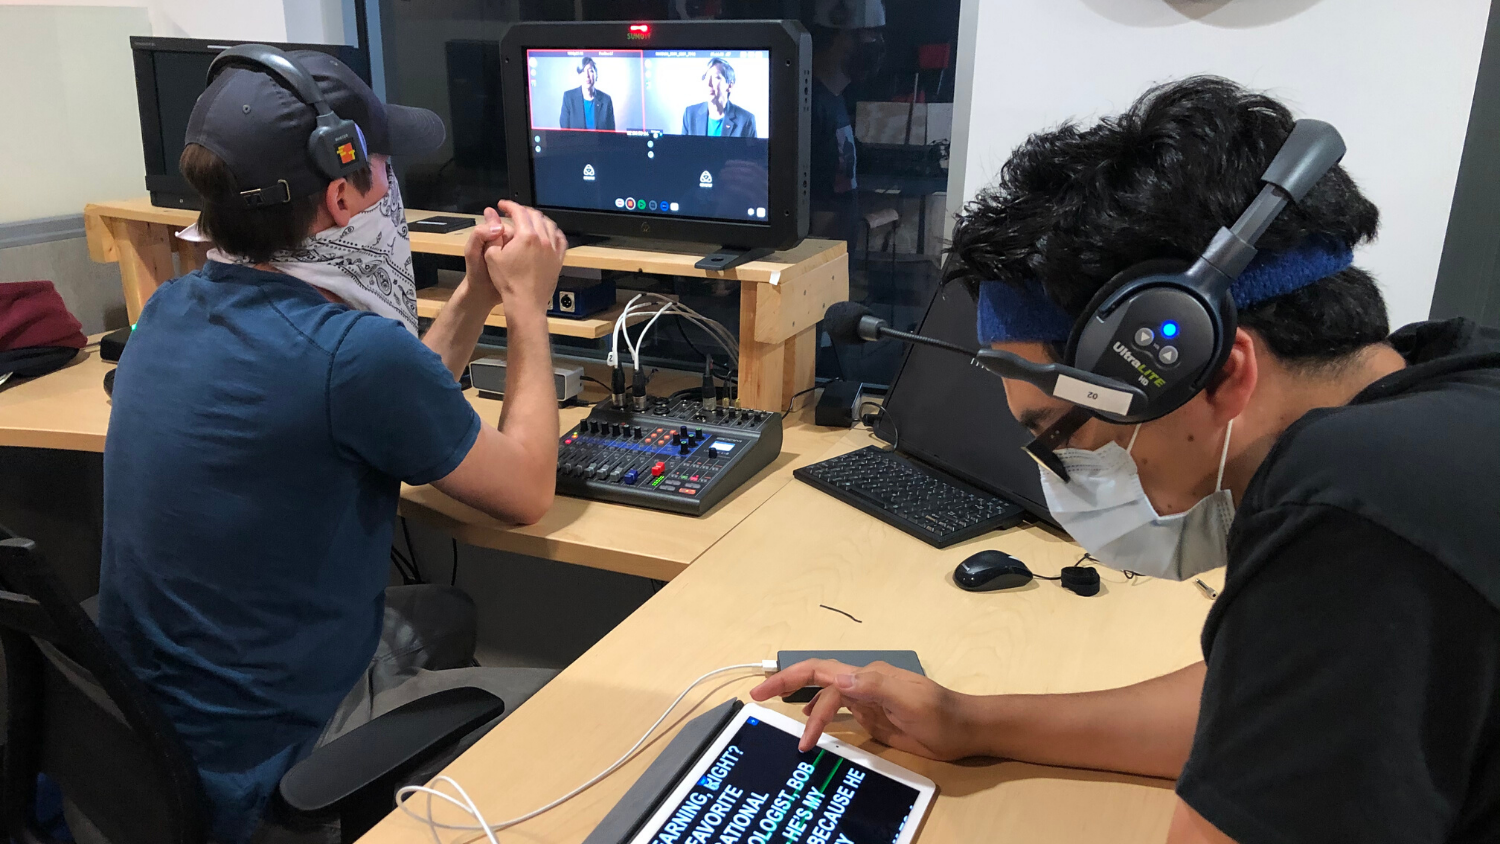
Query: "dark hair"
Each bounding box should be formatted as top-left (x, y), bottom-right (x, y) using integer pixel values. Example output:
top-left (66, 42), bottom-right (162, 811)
top-left (578, 56), bottom-right (597, 74)
top-left (946, 76), bottom-right (1388, 370)
top-left (179, 143), bottom-right (372, 264)
top-left (703, 57), bottom-right (736, 85)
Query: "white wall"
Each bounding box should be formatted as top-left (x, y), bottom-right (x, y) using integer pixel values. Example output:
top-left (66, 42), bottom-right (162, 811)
top-left (0, 0), bottom-right (351, 226)
top-left (947, 0), bottom-right (1490, 326)
top-left (0, 6), bottom-right (152, 224)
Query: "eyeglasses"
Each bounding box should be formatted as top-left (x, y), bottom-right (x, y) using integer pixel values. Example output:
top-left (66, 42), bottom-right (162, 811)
top-left (1022, 405), bottom-right (1092, 483)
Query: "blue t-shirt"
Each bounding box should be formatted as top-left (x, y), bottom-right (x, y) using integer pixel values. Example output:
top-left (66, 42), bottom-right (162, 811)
top-left (583, 96), bottom-right (596, 129)
top-left (98, 261), bottom-right (480, 843)
top-left (707, 116), bottom-right (724, 137)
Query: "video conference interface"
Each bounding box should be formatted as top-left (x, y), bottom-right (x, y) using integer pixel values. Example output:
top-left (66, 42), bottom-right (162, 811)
top-left (526, 48), bottom-right (771, 224)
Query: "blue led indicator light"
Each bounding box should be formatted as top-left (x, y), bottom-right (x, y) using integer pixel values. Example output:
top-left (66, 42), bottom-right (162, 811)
top-left (1161, 321), bottom-right (1179, 338)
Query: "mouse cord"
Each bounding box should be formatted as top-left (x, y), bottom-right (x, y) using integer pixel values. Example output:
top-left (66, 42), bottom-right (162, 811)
top-left (1070, 552), bottom-right (1146, 581)
top-left (396, 661), bottom-right (778, 842)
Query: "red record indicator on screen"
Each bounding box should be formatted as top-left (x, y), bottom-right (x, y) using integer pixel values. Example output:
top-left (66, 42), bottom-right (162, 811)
top-left (627, 23), bottom-right (650, 39)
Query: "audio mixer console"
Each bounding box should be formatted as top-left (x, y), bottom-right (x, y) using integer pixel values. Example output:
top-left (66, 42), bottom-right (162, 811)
top-left (556, 399), bottom-right (783, 515)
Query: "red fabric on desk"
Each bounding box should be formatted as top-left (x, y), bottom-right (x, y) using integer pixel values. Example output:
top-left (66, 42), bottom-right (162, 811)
top-left (0, 281), bottom-right (86, 351)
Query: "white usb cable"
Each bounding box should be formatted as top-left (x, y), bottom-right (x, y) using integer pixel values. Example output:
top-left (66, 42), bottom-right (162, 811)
top-left (607, 292), bottom-right (738, 371)
top-left (395, 660), bottom-right (779, 842)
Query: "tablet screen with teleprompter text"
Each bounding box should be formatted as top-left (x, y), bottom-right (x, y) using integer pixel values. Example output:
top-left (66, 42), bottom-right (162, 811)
top-left (627, 703), bottom-right (936, 844)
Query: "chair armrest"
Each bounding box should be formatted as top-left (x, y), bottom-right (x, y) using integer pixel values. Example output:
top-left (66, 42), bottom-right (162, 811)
top-left (278, 686), bottom-right (504, 817)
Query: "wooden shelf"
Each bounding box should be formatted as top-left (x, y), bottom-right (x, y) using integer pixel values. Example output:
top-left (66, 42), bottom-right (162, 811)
top-left (82, 199), bottom-right (845, 284)
top-left (415, 286), bottom-right (671, 340)
top-left (83, 197), bottom-right (847, 412)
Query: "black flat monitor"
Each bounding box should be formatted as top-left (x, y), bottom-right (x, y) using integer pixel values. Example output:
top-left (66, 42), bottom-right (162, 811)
top-left (501, 21), bottom-right (810, 251)
top-left (874, 283), bottom-right (1057, 527)
top-left (130, 37), bottom-right (369, 209)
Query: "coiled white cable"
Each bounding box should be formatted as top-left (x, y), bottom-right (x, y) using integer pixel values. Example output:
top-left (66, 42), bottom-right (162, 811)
top-left (608, 292), bottom-right (738, 371)
top-left (395, 661), bottom-right (776, 842)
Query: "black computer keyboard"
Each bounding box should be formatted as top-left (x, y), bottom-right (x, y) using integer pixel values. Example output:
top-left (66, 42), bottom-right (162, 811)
top-left (794, 446), bottom-right (1027, 548)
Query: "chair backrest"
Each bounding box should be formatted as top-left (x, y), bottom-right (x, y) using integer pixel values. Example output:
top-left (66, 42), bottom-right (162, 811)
top-left (0, 532), bottom-right (207, 844)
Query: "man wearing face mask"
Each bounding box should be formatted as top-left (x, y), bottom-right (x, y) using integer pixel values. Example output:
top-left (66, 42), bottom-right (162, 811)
top-left (808, 0), bottom-right (885, 244)
top-left (755, 77), bottom-right (1500, 843)
top-left (99, 49), bottom-right (567, 843)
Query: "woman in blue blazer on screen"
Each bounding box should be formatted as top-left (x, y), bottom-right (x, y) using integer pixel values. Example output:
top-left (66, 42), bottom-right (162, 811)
top-left (682, 57), bottom-right (758, 137)
top-left (560, 57), bottom-right (615, 130)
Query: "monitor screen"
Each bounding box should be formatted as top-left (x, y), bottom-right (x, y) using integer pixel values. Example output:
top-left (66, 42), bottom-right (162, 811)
top-left (150, 50), bottom-right (217, 178)
top-left (525, 48), bottom-right (771, 224)
top-left (877, 284), bottom-right (1056, 526)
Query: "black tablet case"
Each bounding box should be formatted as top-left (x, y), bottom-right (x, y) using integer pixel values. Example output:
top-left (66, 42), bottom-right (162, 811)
top-left (582, 699), bottom-right (743, 844)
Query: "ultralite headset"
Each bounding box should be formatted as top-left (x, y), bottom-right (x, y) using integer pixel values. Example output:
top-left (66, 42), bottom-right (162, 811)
top-left (825, 118), bottom-right (1347, 481)
top-left (206, 44), bottom-right (369, 206)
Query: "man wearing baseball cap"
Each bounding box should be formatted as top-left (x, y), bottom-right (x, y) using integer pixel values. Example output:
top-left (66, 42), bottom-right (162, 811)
top-left (97, 47), bottom-right (565, 842)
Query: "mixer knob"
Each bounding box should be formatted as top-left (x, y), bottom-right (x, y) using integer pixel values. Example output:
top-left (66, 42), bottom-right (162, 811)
top-left (610, 423), bottom-right (622, 437)
top-left (632, 426), bottom-right (643, 438)
top-left (680, 425), bottom-right (690, 438)
top-left (679, 442), bottom-right (691, 455)
top-left (694, 428), bottom-right (705, 440)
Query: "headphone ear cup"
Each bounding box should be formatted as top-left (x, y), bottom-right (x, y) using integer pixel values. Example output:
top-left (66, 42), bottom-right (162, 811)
top-left (1064, 259), bottom-right (1194, 366)
top-left (307, 114), bottom-right (368, 181)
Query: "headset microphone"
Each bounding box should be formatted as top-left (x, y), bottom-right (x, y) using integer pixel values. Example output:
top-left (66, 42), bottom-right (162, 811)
top-left (826, 119), bottom-right (1346, 482)
top-left (823, 302), bottom-right (1149, 416)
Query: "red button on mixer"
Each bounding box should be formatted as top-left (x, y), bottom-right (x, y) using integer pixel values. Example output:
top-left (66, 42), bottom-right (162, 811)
top-left (651, 462), bottom-right (666, 477)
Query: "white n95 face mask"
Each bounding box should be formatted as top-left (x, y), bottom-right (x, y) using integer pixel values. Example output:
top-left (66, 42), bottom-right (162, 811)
top-left (1038, 420), bottom-right (1235, 581)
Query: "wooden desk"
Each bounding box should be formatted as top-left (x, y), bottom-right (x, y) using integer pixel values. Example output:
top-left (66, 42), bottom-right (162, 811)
top-left (0, 347), bottom-right (847, 580)
top-left (0, 343), bottom-right (112, 452)
top-left (357, 429), bottom-right (1223, 844)
top-left (81, 198), bottom-right (848, 412)
top-left (402, 397), bottom-right (847, 581)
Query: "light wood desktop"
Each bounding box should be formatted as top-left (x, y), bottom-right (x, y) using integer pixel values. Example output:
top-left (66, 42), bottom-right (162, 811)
top-left (0, 342), bottom-right (847, 580)
top-left (2, 348), bottom-right (1224, 841)
top-left (0, 343), bottom-right (114, 453)
top-left (403, 391), bottom-right (848, 580)
top-left (80, 198), bottom-right (848, 413)
top-left (357, 428), bottom-right (1224, 844)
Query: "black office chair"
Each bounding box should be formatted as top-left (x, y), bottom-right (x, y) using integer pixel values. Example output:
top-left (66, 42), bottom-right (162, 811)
top-left (0, 532), bottom-right (505, 844)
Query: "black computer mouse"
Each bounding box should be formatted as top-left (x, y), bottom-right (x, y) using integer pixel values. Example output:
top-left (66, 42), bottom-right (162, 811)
top-left (955, 550), bottom-right (1034, 592)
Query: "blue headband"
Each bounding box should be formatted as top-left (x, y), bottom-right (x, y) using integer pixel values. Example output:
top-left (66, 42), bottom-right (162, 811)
top-left (976, 237), bottom-right (1355, 344)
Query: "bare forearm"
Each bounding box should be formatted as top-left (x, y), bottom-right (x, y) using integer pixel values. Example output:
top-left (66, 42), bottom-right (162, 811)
top-left (494, 301), bottom-right (559, 480)
top-left (422, 278), bottom-right (498, 380)
top-left (962, 662), bottom-right (1205, 779)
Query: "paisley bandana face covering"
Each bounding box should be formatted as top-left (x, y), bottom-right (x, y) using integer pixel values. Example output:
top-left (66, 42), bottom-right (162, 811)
top-left (186, 159), bottom-right (419, 335)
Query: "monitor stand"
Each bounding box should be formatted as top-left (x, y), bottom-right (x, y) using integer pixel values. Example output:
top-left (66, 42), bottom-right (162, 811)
top-left (565, 232), bottom-right (608, 249)
top-left (694, 246), bottom-right (774, 271)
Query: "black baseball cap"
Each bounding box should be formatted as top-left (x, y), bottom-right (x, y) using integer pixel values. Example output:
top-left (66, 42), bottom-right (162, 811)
top-left (185, 49), bottom-right (445, 203)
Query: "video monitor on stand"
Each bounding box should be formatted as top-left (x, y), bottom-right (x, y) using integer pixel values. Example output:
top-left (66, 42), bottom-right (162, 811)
top-left (502, 22), bottom-right (810, 269)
